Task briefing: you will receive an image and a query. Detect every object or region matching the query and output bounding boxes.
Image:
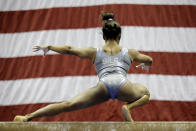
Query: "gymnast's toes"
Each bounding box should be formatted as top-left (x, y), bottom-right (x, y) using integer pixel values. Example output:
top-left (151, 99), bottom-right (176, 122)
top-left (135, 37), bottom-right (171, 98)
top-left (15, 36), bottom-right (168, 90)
top-left (13, 115), bottom-right (28, 122)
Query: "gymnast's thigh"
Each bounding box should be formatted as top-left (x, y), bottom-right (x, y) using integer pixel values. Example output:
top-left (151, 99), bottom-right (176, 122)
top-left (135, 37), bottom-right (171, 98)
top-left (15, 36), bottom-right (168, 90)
top-left (116, 81), bottom-right (149, 103)
top-left (67, 82), bottom-right (110, 109)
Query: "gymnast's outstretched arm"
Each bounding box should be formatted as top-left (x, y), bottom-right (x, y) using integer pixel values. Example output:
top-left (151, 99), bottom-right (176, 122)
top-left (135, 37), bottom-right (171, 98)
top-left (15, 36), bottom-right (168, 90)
top-left (33, 45), bottom-right (96, 61)
top-left (128, 49), bottom-right (153, 72)
top-left (128, 49), bottom-right (153, 66)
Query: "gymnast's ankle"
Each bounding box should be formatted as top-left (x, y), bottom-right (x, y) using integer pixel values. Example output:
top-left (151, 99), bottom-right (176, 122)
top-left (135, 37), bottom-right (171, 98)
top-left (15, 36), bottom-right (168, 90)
top-left (25, 114), bottom-right (33, 121)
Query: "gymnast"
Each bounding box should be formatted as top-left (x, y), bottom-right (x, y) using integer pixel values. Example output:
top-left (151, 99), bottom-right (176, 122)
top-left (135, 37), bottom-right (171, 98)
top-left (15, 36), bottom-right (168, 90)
top-left (14, 12), bottom-right (152, 122)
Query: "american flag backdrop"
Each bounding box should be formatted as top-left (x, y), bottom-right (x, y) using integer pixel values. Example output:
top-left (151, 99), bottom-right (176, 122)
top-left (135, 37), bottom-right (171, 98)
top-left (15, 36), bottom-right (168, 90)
top-left (0, 0), bottom-right (196, 121)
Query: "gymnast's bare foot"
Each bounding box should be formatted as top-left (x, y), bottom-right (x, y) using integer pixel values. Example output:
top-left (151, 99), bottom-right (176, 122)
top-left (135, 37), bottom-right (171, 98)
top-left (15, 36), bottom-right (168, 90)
top-left (13, 115), bottom-right (28, 122)
top-left (122, 105), bottom-right (134, 122)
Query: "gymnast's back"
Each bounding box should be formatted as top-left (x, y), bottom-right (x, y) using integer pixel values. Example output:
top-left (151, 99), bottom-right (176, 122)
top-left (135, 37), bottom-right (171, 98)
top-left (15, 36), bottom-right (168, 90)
top-left (94, 47), bottom-right (131, 79)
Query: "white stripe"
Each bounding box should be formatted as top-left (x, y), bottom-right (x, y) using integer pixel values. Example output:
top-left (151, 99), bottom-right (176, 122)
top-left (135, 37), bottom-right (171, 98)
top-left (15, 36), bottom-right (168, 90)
top-left (0, 74), bottom-right (196, 105)
top-left (1, 27), bottom-right (196, 58)
top-left (0, 0), bottom-right (195, 11)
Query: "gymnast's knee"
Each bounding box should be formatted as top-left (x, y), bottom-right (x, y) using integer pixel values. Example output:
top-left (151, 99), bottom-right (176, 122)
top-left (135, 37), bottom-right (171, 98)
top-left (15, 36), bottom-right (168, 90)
top-left (139, 85), bottom-right (150, 99)
top-left (143, 88), bottom-right (150, 103)
top-left (58, 101), bottom-right (76, 111)
top-left (145, 88), bottom-right (150, 97)
top-left (61, 101), bottom-right (85, 111)
top-left (138, 86), bottom-right (150, 103)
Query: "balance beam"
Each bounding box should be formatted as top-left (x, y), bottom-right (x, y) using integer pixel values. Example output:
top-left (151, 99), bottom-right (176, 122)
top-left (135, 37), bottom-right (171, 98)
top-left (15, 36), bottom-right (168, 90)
top-left (0, 122), bottom-right (196, 131)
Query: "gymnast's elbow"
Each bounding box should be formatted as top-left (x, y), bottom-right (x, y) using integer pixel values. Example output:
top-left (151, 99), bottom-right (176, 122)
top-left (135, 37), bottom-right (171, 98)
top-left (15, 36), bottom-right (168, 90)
top-left (146, 57), bottom-right (153, 66)
top-left (63, 46), bottom-right (74, 54)
top-left (65, 46), bottom-right (87, 58)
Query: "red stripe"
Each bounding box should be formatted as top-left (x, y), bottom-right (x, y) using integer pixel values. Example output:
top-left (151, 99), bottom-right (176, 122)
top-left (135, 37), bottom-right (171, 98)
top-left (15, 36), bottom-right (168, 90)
top-left (0, 4), bottom-right (195, 33)
top-left (1, 100), bottom-right (196, 121)
top-left (1, 52), bottom-right (196, 80)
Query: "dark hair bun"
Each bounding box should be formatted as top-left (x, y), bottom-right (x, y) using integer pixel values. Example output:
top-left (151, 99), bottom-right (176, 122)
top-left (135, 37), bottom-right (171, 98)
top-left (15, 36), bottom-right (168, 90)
top-left (101, 12), bottom-right (121, 40)
top-left (102, 12), bottom-right (115, 21)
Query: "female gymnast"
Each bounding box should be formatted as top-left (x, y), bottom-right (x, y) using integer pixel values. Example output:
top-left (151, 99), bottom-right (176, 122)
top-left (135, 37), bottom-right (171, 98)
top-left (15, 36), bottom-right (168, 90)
top-left (14, 12), bottom-right (152, 122)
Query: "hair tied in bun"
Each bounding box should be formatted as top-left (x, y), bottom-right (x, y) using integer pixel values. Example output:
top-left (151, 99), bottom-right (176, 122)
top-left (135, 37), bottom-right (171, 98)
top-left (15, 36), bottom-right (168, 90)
top-left (101, 12), bottom-right (121, 40)
top-left (108, 18), bottom-right (113, 21)
top-left (104, 18), bottom-right (113, 23)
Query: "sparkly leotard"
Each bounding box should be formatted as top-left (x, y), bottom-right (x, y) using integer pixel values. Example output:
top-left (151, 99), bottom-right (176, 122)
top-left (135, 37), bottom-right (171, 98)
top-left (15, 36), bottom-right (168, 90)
top-left (94, 48), bottom-right (131, 99)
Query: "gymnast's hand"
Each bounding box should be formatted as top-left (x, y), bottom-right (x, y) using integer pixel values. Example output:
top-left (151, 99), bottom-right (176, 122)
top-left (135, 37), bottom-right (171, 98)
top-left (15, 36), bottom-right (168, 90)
top-left (136, 63), bottom-right (150, 72)
top-left (32, 45), bottom-right (49, 56)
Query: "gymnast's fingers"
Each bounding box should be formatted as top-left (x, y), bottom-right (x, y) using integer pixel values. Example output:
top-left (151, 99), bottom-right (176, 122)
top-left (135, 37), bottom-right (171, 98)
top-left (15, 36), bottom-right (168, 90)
top-left (32, 46), bottom-right (41, 52)
top-left (136, 63), bottom-right (144, 68)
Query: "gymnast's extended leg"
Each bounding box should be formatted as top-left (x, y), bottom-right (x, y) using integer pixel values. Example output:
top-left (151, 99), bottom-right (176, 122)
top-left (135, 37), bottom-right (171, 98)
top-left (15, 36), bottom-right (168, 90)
top-left (13, 82), bottom-right (110, 122)
top-left (117, 82), bottom-right (150, 122)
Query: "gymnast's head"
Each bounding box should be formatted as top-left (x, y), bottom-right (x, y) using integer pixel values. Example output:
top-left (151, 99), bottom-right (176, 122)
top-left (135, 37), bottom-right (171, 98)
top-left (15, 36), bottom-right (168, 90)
top-left (101, 12), bottom-right (121, 42)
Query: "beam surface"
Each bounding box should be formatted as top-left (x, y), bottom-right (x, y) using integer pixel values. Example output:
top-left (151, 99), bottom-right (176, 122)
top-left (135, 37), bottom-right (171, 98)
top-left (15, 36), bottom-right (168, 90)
top-left (0, 122), bottom-right (196, 131)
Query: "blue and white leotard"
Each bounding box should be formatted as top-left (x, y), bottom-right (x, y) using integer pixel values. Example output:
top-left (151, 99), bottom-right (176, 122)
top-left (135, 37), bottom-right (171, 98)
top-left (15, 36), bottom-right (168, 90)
top-left (94, 48), bottom-right (131, 99)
